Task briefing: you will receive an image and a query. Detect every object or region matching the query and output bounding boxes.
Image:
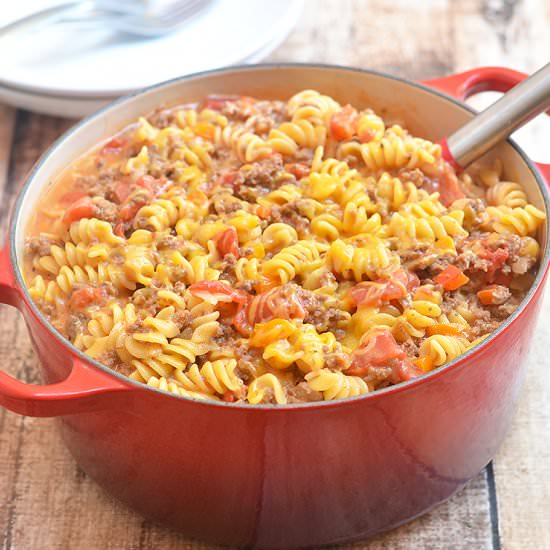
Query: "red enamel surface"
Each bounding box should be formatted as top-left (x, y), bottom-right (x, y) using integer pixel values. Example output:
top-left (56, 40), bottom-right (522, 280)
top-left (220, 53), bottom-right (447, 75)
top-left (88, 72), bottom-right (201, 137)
top-left (536, 162), bottom-right (550, 190)
top-left (0, 68), bottom-right (548, 547)
top-left (421, 66), bottom-right (550, 109)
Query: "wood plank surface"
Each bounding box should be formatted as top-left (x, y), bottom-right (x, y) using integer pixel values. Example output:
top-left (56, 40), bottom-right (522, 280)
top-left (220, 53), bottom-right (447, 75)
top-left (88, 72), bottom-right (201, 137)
top-left (0, 1), bottom-right (549, 549)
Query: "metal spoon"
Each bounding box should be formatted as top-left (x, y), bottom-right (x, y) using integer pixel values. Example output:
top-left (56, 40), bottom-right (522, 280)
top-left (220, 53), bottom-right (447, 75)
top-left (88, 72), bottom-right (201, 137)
top-left (442, 62), bottom-right (550, 169)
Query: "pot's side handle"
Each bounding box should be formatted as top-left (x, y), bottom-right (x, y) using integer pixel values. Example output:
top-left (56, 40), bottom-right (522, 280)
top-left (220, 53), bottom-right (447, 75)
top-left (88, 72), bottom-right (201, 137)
top-left (0, 242), bottom-right (135, 417)
top-left (0, 357), bottom-right (133, 417)
top-left (421, 66), bottom-right (529, 101)
top-left (422, 67), bottom-right (550, 189)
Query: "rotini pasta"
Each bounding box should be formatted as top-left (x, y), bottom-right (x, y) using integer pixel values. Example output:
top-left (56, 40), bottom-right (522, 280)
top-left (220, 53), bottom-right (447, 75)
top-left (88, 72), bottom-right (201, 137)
top-left (23, 90), bottom-right (545, 405)
top-left (338, 133), bottom-right (441, 172)
top-left (262, 241), bottom-right (328, 284)
top-left (305, 369), bottom-right (369, 400)
top-left (484, 205), bottom-right (546, 236)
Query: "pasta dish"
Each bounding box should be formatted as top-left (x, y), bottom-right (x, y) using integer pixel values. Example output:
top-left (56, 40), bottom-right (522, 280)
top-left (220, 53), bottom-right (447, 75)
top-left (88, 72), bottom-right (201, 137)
top-left (23, 91), bottom-right (545, 404)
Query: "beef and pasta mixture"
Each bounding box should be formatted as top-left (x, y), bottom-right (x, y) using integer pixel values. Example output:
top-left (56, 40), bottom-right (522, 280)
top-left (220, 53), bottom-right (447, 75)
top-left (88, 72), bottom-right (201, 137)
top-left (24, 91), bottom-right (546, 404)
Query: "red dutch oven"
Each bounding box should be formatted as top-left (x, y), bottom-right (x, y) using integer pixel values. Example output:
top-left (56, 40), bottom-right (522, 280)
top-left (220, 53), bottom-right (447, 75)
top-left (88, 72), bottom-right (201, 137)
top-left (0, 65), bottom-right (548, 548)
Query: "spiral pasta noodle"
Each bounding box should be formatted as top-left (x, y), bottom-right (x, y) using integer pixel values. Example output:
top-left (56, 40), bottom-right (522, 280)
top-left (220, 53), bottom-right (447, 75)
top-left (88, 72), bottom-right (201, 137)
top-left (305, 369), bottom-right (369, 400)
top-left (69, 218), bottom-right (123, 246)
top-left (389, 211), bottom-right (468, 242)
top-left (484, 205), bottom-right (546, 236)
top-left (262, 241), bottom-right (328, 284)
top-left (33, 242), bottom-right (109, 275)
top-left (338, 135), bottom-right (441, 172)
top-left (174, 360), bottom-right (243, 396)
top-left (217, 125), bottom-right (272, 162)
top-left (287, 89), bottom-right (340, 126)
top-left (327, 238), bottom-right (398, 281)
top-left (268, 120), bottom-right (327, 155)
top-left (487, 181), bottom-right (528, 208)
top-left (248, 374), bottom-right (287, 405)
top-left (419, 335), bottom-right (469, 366)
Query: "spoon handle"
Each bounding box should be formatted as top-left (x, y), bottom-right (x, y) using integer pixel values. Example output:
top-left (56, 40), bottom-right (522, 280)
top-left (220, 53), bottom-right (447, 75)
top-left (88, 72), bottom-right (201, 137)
top-left (445, 62), bottom-right (550, 168)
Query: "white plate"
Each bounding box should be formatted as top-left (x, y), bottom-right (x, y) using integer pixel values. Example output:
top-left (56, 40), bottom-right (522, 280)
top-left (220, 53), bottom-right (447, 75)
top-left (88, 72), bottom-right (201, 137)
top-left (0, 0), bottom-right (301, 98)
top-left (0, 85), bottom-right (104, 118)
top-left (0, 9), bottom-right (297, 118)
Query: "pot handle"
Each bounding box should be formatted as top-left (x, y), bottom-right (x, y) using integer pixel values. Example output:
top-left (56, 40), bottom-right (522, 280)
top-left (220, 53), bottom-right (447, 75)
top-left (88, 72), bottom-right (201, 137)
top-left (422, 67), bottom-right (550, 188)
top-left (0, 242), bottom-right (134, 417)
top-left (0, 357), bottom-right (133, 417)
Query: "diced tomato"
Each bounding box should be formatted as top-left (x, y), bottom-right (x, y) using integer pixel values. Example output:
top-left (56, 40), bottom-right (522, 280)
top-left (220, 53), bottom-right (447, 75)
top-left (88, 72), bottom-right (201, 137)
top-left (358, 128), bottom-right (376, 143)
top-left (438, 169), bottom-right (466, 207)
top-left (488, 247), bottom-right (510, 271)
top-left (477, 285), bottom-right (509, 306)
top-left (392, 360), bottom-right (424, 382)
top-left (248, 286), bottom-right (308, 325)
top-left (345, 329), bottom-right (424, 382)
top-left (284, 163), bottom-right (310, 179)
top-left (70, 287), bottom-right (103, 310)
top-left (119, 200), bottom-right (144, 222)
top-left (330, 105), bottom-right (358, 141)
top-left (118, 183), bottom-right (152, 223)
top-left (189, 281), bottom-right (249, 305)
top-left (214, 227), bottom-right (240, 258)
top-left (112, 181), bottom-right (132, 204)
top-left (477, 287), bottom-right (496, 305)
top-left (202, 96), bottom-right (238, 111)
top-left (426, 324), bottom-right (461, 336)
top-left (222, 391), bottom-right (236, 403)
top-left (347, 329), bottom-right (423, 383)
top-left (349, 282), bottom-right (389, 308)
top-left (349, 269), bottom-right (419, 307)
top-left (136, 175), bottom-right (165, 196)
top-left (434, 265), bottom-right (470, 291)
top-left (348, 330), bottom-right (404, 374)
top-left (62, 196), bottom-right (96, 225)
top-left (102, 136), bottom-right (126, 153)
top-left (59, 191), bottom-right (87, 205)
top-left (233, 298), bottom-right (253, 337)
top-left (393, 269), bottom-right (420, 293)
top-left (256, 205), bottom-right (271, 220)
top-left (479, 244), bottom-right (509, 282)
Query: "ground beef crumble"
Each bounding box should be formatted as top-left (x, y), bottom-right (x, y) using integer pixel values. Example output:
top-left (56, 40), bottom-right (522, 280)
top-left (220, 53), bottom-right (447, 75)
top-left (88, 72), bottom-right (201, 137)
top-left (286, 381), bottom-right (322, 403)
top-left (233, 341), bottom-right (262, 384)
top-left (94, 197), bottom-right (118, 223)
top-left (228, 156), bottom-right (297, 201)
top-left (25, 235), bottom-right (61, 257)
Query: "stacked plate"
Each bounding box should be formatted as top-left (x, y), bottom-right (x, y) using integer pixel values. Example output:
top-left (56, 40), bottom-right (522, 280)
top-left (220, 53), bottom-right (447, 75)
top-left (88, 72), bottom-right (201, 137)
top-left (0, 0), bottom-right (302, 117)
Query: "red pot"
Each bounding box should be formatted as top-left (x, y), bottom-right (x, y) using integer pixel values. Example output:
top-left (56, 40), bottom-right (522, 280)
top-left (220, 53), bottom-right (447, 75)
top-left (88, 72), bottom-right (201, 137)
top-left (0, 65), bottom-right (548, 548)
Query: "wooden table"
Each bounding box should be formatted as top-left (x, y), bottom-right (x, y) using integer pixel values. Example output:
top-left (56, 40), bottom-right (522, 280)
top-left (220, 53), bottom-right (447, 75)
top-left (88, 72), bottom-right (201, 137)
top-left (1, 1), bottom-right (549, 548)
